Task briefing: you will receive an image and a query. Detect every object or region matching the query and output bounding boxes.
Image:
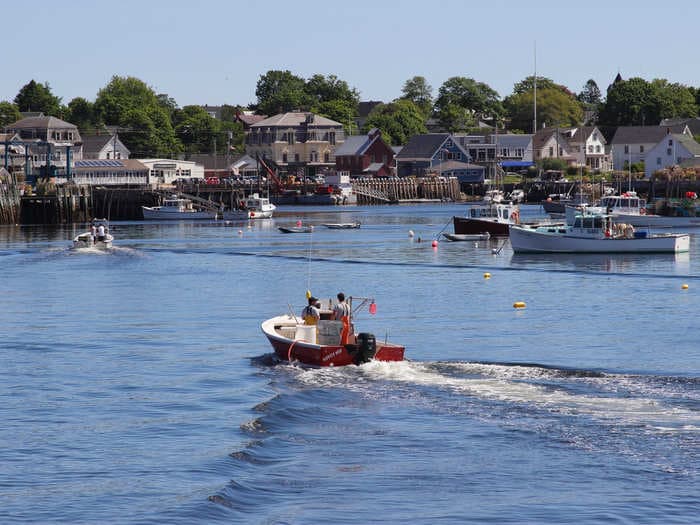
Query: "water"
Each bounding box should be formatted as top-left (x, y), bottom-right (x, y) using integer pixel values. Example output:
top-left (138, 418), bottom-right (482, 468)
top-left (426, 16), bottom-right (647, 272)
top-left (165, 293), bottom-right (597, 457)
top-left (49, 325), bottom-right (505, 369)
top-left (1, 204), bottom-right (698, 524)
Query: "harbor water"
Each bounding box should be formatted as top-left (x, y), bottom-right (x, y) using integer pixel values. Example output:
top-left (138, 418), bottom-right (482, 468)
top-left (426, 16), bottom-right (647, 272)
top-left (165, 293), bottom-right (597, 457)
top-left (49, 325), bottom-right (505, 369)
top-left (1, 203), bottom-right (698, 524)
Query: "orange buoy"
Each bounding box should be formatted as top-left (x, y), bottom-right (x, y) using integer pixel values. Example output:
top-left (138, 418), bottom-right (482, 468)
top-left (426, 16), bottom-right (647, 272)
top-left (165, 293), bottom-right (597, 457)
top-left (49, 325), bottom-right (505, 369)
top-left (513, 301), bottom-right (526, 309)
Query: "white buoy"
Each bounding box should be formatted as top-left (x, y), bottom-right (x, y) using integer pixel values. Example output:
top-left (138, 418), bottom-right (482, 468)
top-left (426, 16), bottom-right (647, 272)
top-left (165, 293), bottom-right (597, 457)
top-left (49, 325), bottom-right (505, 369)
top-left (408, 229), bottom-right (414, 238)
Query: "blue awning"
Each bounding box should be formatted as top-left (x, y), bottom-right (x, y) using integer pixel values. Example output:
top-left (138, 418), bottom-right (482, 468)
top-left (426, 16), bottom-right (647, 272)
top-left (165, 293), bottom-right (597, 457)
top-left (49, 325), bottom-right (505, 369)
top-left (500, 161), bottom-right (534, 167)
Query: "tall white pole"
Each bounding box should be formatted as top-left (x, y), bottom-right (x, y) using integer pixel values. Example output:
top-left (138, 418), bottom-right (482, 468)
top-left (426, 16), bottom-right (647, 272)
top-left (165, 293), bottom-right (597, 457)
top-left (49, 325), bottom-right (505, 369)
top-left (533, 41), bottom-right (537, 134)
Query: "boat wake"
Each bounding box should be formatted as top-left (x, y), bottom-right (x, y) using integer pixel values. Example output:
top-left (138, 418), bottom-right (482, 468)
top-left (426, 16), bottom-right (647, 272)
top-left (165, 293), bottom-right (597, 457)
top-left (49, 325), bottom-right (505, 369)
top-left (288, 360), bottom-right (700, 432)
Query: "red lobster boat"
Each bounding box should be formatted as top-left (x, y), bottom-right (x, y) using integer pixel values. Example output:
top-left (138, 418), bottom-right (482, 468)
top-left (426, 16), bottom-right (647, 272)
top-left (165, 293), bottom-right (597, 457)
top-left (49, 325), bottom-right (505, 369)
top-left (261, 298), bottom-right (405, 367)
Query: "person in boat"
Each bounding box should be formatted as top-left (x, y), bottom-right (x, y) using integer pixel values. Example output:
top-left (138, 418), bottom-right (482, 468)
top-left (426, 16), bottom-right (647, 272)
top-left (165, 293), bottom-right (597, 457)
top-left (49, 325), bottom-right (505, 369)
top-left (90, 223), bottom-right (97, 241)
top-left (331, 292), bottom-right (350, 320)
top-left (97, 223), bottom-right (106, 241)
top-left (301, 296), bottom-right (321, 325)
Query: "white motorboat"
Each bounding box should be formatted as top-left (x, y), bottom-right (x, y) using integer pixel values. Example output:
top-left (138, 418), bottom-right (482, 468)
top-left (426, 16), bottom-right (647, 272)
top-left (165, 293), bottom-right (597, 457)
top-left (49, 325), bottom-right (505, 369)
top-left (510, 211), bottom-right (690, 254)
top-left (442, 232), bottom-right (491, 241)
top-left (223, 193), bottom-right (275, 220)
top-left (72, 218), bottom-right (113, 250)
top-left (508, 189), bottom-right (525, 204)
top-left (599, 192), bottom-right (700, 228)
top-left (323, 222), bottom-right (361, 229)
top-left (483, 189), bottom-right (505, 204)
top-left (142, 196), bottom-right (216, 220)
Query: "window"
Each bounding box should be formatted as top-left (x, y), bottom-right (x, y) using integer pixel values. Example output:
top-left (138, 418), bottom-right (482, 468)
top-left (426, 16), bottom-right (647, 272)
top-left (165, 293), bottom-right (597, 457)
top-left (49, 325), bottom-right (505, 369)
top-left (294, 153), bottom-right (300, 162)
top-left (667, 148), bottom-right (672, 156)
top-left (106, 152), bottom-right (111, 159)
top-left (596, 145), bottom-right (601, 153)
top-left (640, 145), bottom-right (644, 153)
top-left (310, 151), bottom-right (318, 162)
top-left (588, 145), bottom-right (594, 153)
top-left (329, 132), bottom-right (336, 145)
top-left (549, 147), bottom-right (554, 156)
top-left (515, 148), bottom-right (524, 157)
top-left (657, 157), bottom-right (661, 165)
top-left (668, 139), bottom-right (673, 146)
top-left (324, 152), bottom-right (330, 163)
top-left (282, 153), bottom-right (288, 163)
top-left (624, 145), bottom-right (629, 154)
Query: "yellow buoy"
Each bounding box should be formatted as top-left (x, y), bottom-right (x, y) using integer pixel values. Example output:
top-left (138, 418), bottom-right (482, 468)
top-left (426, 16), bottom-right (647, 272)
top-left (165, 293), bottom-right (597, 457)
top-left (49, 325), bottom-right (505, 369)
top-left (513, 301), bottom-right (526, 309)
top-left (682, 284), bottom-right (689, 290)
top-left (483, 272), bottom-right (491, 279)
top-left (306, 290), bottom-right (312, 299)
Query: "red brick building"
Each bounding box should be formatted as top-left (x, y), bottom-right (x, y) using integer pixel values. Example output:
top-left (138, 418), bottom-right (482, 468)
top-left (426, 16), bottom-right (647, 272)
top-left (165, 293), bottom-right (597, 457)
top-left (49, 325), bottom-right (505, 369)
top-left (333, 128), bottom-right (395, 177)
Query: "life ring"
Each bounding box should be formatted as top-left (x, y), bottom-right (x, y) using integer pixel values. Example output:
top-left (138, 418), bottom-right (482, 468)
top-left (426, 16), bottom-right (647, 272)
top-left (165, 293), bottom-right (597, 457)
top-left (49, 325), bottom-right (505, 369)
top-left (640, 207), bottom-right (646, 215)
top-left (250, 211), bottom-right (255, 217)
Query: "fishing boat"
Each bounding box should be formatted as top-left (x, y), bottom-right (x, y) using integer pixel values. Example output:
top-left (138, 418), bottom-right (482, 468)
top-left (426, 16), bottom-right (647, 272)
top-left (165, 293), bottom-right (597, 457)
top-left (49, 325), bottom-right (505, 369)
top-left (142, 196), bottom-right (216, 220)
top-left (509, 211), bottom-right (690, 253)
top-left (261, 297), bottom-right (405, 367)
top-left (323, 222), bottom-right (361, 229)
top-left (72, 218), bottom-right (113, 250)
top-left (442, 232), bottom-right (491, 241)
top-left (599, 191), bottom-right (700, 228)
top-left (452, 201), bottom-right (520, 236)
top-left (278, 225), bottom-right (314, 233)
top-left (223, 192), bottom-right (276, 220)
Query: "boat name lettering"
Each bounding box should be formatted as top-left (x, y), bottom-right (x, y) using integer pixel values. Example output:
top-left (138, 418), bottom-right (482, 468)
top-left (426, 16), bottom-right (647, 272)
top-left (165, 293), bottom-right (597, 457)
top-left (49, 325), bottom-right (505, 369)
top-left (322, 348), bottom-right (343, 362)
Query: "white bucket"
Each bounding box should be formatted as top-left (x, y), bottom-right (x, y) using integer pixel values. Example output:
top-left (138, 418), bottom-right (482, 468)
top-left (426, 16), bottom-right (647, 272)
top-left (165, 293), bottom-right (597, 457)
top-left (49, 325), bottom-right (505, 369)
top-left (295, 324), bottom-right (317, 344)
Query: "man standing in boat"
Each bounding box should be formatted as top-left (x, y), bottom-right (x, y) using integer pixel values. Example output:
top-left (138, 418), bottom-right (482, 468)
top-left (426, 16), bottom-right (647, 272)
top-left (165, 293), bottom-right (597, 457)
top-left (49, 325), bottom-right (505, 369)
top-left (331, 293), bottom-right (350, 320)
top-left (302, 296), bottom-right (321, 325)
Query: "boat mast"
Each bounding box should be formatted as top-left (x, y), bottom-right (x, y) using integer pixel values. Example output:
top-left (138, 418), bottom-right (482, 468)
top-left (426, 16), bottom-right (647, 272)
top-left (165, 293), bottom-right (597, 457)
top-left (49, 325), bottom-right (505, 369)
top-left (533, 41), bottom-right (537, 134)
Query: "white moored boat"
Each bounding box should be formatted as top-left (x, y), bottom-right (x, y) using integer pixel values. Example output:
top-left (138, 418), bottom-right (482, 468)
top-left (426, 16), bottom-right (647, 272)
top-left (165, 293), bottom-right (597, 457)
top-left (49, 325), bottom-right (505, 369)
top-left (510, 211), bottom-right (690, 254)
top-left (142, 196), bottom-right (216, 220)
top-left (599, 191), bottom-right (700, 228)
top-left (222, 193), bottom-right (276, 220)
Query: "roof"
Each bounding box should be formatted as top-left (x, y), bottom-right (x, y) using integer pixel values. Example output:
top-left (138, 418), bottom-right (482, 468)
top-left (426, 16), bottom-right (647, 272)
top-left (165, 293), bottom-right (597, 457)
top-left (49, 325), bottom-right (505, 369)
top-left (333, 135), bottom-right (376, 156)
top-left (73, 159), bottom-right (147, 171)
top-left (363, 162), bottom-right (386, 173)
top-left (659, 117), bottom-right (700, 135)
top-left (6, 116), bottom-right (77, 130)
top-left (358, 101), bottom-right (382, 118)
top-left (236, 113), bottom-right (266, 126)
top-left (611, 125), bottom-right (687, 145)
top-left (561, 126), bottom-right (601, 144)
top-left (395, 134), bottom-right (451, 160)
top-left (436, 160), bottom-right (484, 171)
top-left (494, 134), bottom-right (532, 148)
top-left (532, 129), bottom-right (565, 150)
top-left (673, 134), bottom-right (700, 156)
top-left (81, 134), bottom-right (112, 151)
top-left (251, 112), bottom-right (343, 128)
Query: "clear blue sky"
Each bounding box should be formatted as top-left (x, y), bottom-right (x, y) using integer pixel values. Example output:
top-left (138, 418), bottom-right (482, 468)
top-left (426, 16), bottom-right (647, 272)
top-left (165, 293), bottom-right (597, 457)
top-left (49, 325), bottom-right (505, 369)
top-left (4, 0), bottom-right (700, 109)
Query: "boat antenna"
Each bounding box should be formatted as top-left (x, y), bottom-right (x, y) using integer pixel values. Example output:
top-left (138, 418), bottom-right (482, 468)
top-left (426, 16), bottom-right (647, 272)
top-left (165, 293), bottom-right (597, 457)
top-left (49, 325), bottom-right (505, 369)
top-left (306, 225), bottom-right (313, 295)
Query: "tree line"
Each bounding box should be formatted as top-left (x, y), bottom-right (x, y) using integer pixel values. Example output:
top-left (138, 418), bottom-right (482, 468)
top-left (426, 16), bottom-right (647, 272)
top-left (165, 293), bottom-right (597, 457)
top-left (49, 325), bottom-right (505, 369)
top-left (2, 71), bottom-right (700, 157)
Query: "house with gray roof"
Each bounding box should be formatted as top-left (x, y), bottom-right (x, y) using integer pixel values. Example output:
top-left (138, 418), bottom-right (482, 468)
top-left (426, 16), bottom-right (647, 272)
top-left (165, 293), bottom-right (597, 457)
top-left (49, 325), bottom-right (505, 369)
top-left (659, 117), bottom-right (700, 136)
top-left (245, 112), bottom-right (345, 177)
top-left (559, 126), bottom-right (609, 171)
top-left (610, 125), bottom-right (689, 170)
top-left (395, 133), bottom-right (484, 181)
top-left (3, 116), bottom-right (83, 177)
top-left (334, 128), bottom-right (394, 177)
top-left (81, 133), bottom-right (130, 160)
top-left (644, 133), bottom-right (700, 179)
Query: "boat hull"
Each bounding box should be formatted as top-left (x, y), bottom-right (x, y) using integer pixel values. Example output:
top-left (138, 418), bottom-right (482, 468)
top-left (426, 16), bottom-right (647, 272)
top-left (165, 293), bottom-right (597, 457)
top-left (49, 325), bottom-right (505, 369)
top-left (262, 315), bottom-right (404, 367)
top-left (142, 207), bottom-right (216, 220)
top-left (453, 216), bottom-right (510, 236)
top-left (443, 232), bottom-right (490, 241)
top-left (278, 226), bottom-right (314, 233)
top-left (510, 225), bottom-right (690, 253)
top-left (609, 212), bottom-right (700, 229)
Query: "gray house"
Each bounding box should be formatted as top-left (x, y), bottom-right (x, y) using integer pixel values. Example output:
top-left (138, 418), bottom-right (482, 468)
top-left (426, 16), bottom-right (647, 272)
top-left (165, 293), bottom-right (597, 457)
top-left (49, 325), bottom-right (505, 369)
top-left (396, 133), bottom-right (484, 182)
top-left (610, 125), bottom-right (689, 170)
top-left (81, 133), bottom-right (130, 160)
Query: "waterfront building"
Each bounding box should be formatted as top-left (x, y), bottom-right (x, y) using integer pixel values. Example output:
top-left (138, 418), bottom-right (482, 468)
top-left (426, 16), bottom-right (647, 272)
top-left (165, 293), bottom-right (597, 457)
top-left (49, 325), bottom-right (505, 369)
top-left (81, 133), bottom-right (130, 160)
top-left (245, 112), bottom-right (345, 178)
top-left (610, 125), bottom-right (689, 171)
top-left (395, 133), bottom-right (484, 182)
top-left (333, 128), bottom-right (394, 177)
top-left (644, 133), bottom-right (700, 179)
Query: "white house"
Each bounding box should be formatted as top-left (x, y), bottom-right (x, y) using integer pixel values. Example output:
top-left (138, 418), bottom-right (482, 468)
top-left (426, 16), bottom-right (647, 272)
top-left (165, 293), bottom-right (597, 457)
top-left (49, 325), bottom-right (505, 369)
top-left (610, 125), bottom-right (689, 170)
top-left (560, 127), bottom-right (609, 171)
top-left (81, 133), bottom-right (130, 160)
top-left (138, 158), bottom-right (204, 184)
top-left (644, 133), bottom-right (700, 179)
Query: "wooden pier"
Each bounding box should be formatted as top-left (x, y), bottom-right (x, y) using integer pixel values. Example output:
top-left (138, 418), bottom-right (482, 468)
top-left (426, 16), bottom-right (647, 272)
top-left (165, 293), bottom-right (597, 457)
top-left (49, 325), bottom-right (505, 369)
top-left (353, 177), bottom-right (461, 204)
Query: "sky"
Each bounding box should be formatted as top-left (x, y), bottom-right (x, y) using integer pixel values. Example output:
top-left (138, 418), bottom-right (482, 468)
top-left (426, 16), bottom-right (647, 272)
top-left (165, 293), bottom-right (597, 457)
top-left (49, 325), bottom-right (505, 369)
top-left (4, 0), bottom-right (700, 109)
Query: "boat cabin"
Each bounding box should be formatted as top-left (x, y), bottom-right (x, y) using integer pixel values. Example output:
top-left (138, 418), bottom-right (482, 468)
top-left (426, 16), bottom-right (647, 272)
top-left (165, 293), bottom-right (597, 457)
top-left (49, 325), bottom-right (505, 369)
top-left (599, 192), bottom-right (646, 213)
top-left (469, 203), bottom-right (515, 222)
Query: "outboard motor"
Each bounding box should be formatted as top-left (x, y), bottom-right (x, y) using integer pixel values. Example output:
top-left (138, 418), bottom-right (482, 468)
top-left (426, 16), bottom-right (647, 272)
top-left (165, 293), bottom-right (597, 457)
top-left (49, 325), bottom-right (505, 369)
top-left (355, 333), bottom-right (376, 364)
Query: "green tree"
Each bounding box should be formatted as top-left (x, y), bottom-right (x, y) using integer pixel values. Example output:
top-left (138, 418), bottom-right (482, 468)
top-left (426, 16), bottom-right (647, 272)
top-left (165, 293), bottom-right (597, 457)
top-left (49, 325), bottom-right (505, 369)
top-left (305, 74), bottom-right (359, 106)
top-left (0, 101), bottom-right (22, 126)
top-left (401, 76), bottom-right (433, 117)
top-left (598, 77), bottom-right (659, 126)
top-left (512, 76), bottom-right (571, 96)
top-left (434, 77), bottom-right (503, 129)
top-left (255, 70), bottom-right (310, 115)
top-left (505, 84), bottom-right (583, 132)
top-left (95, 76), bottom-right (180, 157)
top-left (362, 99), bottom-right (427, 145)
top-left (14, 80), bottom-right (62, 115)
top-left (312, 99), bottom-right (358, 134)
top-left (651, 79), bottom-right (698, 120)
top-left (65, 97), bottom-right (101, 133)
top-left (578, 79), bottom-right (602, 105)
